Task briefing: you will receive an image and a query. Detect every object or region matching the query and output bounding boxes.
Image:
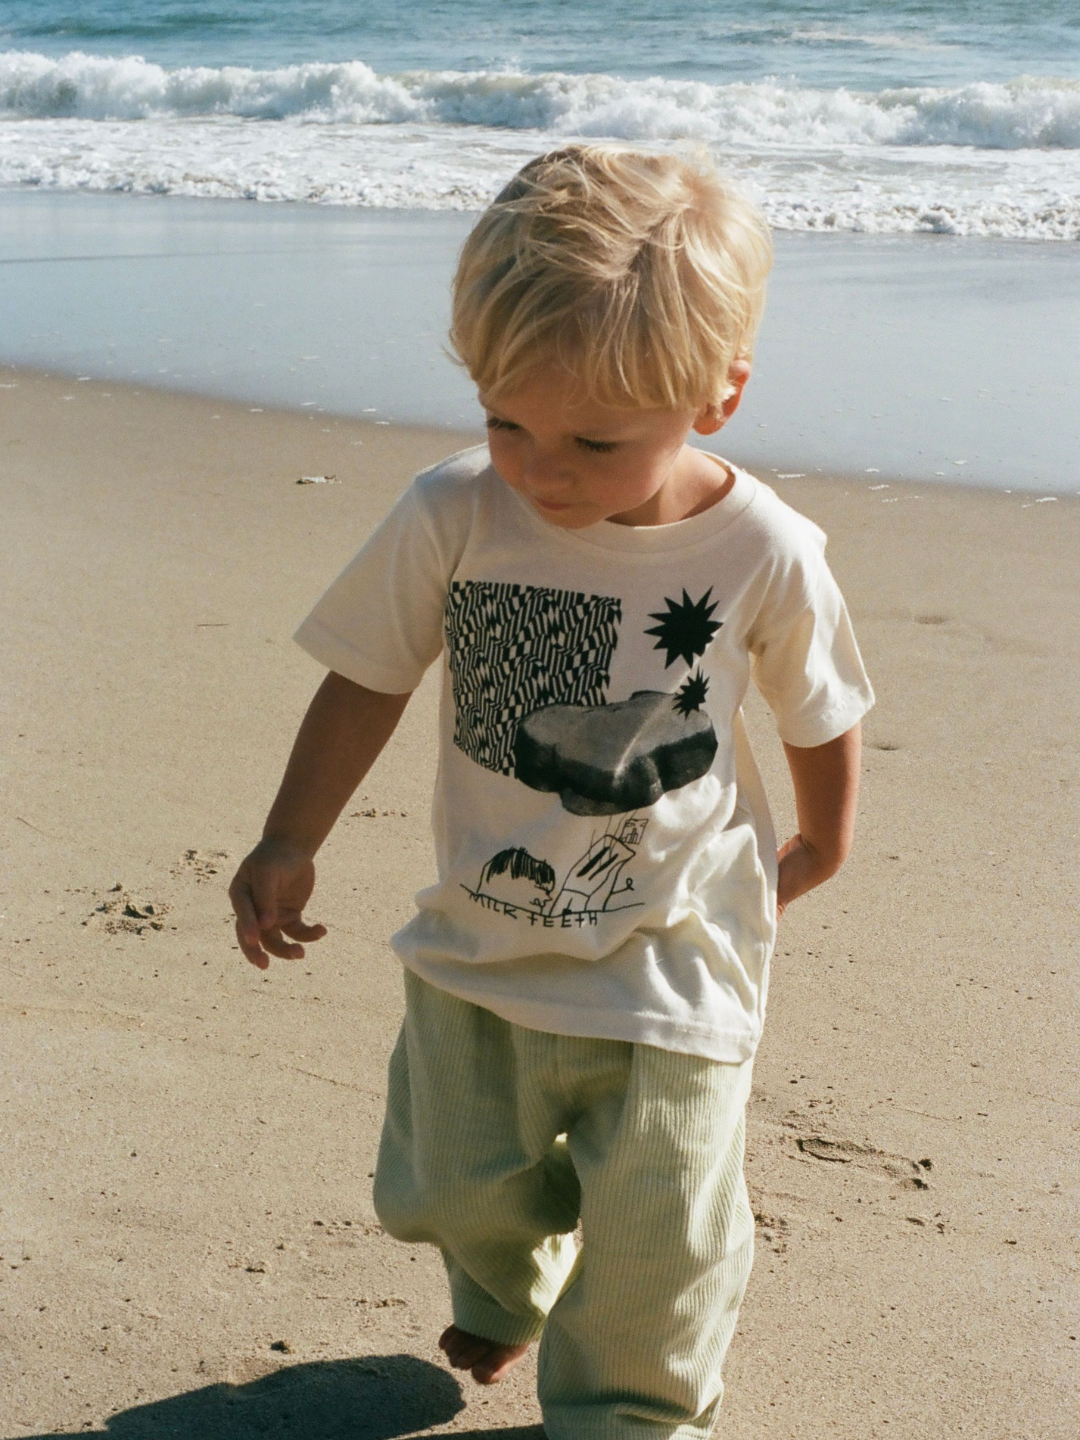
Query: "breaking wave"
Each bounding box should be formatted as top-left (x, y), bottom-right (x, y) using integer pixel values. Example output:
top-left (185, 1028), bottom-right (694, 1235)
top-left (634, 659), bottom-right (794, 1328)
top-left (2, 52), bottom-right (1079, 237)
top-left (3, 51), bottom-right (1080, 149)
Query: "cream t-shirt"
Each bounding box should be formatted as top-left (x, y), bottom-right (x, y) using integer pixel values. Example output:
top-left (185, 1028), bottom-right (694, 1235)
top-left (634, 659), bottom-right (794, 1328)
top-left (295, 445), bottom-right (874, 1062)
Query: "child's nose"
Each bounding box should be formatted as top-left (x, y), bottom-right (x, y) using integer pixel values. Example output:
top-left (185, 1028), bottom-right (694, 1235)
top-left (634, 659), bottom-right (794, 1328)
top-left (522, 449), bottom-right (572, 496)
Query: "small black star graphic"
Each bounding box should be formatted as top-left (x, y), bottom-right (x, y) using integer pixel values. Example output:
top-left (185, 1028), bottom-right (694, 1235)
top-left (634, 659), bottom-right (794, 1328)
top-left (673, 668), bottom-right (710, 717)
top-left (645, 587), bottom-right (722, 667)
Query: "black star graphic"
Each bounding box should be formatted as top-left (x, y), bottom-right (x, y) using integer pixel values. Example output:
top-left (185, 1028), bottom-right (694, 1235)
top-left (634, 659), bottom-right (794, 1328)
top-left (673, 668), bottom-right (710, 717)
top-left (645, 587), bottom-right (722, 668)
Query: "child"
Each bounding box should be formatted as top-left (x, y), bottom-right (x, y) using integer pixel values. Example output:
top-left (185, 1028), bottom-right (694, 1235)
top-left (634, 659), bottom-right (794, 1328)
top-left (230, 146), bottom-right (873, 1439)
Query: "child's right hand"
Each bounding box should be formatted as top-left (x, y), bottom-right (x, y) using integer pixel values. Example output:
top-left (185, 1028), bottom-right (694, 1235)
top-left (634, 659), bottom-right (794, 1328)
top-left (229, 836), bottom-right (328, 971)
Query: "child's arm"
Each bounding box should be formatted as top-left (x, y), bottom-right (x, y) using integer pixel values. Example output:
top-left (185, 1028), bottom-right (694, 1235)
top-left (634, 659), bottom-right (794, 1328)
top-left (776, 721), bottom-right (861, 919)
top-left (229, 672), bottom-right (411, 970)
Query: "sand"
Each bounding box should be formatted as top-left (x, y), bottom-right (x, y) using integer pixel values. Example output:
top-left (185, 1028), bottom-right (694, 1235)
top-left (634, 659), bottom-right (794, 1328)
top-left (1, 368), bottom-right (1077, 1439)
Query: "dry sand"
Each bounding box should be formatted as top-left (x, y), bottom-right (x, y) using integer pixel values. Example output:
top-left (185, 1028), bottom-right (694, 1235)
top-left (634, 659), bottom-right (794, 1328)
top-left (1, 368), bottom-right (1077, 1439)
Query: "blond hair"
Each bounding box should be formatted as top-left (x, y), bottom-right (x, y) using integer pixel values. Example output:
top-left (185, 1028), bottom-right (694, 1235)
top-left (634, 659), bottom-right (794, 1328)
top-left (450, 145), bottom-right (772, 411)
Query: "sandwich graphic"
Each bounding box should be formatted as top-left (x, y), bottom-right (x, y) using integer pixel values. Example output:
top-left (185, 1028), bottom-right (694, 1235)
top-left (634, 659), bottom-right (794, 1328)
top-left (514, 671), bottom-right (716, 816)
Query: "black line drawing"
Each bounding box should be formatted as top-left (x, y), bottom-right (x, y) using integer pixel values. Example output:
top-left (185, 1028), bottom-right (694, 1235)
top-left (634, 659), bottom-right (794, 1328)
top-left (644, 587), bottom-right (722, 667)
top-left (514, 689), bottom-right (718, 815)
top-left (472, 847), bottom-right (557, 913)
top-left (546, 815), bottom-right (648, 916)
top-left (480, 847), bottom-right (557, 892)
top-left (444, 580), bottom-right (621, 775)
top-left (462, 816), bottom-right (649, 929)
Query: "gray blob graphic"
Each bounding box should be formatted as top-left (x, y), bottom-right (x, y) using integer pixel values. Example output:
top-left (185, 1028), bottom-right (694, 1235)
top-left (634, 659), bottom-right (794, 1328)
top-left (514, 690), bottom-right (718, 816)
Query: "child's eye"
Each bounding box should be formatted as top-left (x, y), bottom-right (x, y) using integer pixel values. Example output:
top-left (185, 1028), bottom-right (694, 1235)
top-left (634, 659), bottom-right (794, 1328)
top-left (485, 415), bottom-right (519, 432)
top-left (576, 437), bottom-right (617, 454)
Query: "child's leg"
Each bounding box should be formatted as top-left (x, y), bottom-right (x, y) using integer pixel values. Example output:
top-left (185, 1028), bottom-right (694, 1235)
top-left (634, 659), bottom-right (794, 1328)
top-left (538, 1046), bottom-right (754, 1440)
top-left (373, 971), bottom-right (581, 1357)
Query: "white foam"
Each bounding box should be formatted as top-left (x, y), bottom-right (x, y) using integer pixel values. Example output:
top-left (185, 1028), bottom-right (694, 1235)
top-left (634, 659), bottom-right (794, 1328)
top-left (785, 27), bottom-right (959, 54)
top-left (3, 51), bottom-right (1079, 148)
top-left (2, 52), bottom-right (1079, 237)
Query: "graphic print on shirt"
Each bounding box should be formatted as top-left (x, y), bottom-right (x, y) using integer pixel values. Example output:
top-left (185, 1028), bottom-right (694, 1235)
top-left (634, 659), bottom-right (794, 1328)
top-left (644, 586), bottom-right (722, 667)
top-left (444, 580), bottom-right (622, 775)
top-left (462, 815), bottom-right (649, 928)
top-left (514, 682), bottom-right (718, 815)
top-left (446, 580), bottom-right (722, 817)
top-left (513, 587), bottom-right (723, 815)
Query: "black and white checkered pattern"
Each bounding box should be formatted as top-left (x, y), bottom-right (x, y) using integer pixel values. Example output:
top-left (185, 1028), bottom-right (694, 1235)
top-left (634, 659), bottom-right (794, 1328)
top-left (445, 579), bottom-right (622, 775)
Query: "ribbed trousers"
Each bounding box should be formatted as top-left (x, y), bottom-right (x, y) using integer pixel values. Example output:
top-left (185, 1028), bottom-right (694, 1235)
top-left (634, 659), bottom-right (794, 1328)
top-left (374, 971), bottom-right (755, 1440)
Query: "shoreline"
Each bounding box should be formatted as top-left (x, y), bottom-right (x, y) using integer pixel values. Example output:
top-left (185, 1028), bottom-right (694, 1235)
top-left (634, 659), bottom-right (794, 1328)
top-left (3, 190), bottom-right (1079, 493)
top-left (2, 365), bottom-right (1077, 1438)
top-left (3, 362), bottom-right (1075, 506)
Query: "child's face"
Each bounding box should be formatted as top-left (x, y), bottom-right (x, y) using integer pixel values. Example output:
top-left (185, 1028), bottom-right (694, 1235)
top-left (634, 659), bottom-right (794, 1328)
top-left (481, 363), bottom-right (744, 529)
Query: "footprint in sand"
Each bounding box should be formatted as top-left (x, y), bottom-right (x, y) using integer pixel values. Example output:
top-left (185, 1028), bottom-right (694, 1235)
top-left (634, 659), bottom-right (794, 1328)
top-left (83, 884), bottom-right (173, 935)
top-left (793, 1134), bottom-right (933, 1189)
top-left (752, 1208), bottom-right (790, 1254)
top-left (173, 848), bottom-right (230, 882)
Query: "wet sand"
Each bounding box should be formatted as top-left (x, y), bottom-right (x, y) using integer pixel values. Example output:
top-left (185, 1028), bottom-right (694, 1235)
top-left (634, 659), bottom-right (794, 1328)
top-left (1, 368), bottom-right (1077, 1439)
top-left (2, 190), bottom-right (1079, 491)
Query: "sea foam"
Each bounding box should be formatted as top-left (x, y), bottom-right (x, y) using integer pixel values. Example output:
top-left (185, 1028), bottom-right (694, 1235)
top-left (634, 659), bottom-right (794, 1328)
top-left (2, 52), bottom-right (1079, 237)
top-left (3, 51), bottom-right (1080, 147)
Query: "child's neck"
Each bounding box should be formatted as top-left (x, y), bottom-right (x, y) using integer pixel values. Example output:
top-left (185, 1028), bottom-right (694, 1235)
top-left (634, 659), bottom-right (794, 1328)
top-left (612, 447), bottom-right (735, 527)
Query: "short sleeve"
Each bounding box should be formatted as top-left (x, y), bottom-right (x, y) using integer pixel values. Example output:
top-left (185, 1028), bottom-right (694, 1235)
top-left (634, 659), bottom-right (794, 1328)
top-left (748, 532), bottom-right (875, 748)
top-left (293, 481), bottom-right (453, 694)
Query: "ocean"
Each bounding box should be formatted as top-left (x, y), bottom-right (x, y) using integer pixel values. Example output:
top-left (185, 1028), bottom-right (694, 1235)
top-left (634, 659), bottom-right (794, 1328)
top-left (2, 0), bottom-right (1079, 238)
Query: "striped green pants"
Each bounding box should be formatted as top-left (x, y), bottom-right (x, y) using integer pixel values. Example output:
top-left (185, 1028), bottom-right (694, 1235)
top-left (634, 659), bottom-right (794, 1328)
top-left (374, 972), bottom-right (755, 1440)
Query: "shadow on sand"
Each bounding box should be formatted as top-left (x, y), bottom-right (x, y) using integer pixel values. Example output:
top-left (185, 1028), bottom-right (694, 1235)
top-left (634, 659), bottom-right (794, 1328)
top-left (8, 1354), bottom-right (546, 1440)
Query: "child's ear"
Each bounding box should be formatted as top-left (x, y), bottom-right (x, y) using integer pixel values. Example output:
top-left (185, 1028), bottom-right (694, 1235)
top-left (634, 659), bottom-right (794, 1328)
top-left (693, 361), bottom-right (751, 435)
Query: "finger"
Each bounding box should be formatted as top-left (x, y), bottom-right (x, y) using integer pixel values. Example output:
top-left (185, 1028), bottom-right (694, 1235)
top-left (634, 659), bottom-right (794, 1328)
top-left (281, 918), bottom-right (327, 943)
top-left (228, 869), bottom-right (262, 938)
top-left (250, 869), bottom-right (281, 931)
top-left (259, 927), bottom-right (306, 961)
top-left (229, 878), bottom-right (265, 950)
top-left (235, 914), bottom-right (271, 969)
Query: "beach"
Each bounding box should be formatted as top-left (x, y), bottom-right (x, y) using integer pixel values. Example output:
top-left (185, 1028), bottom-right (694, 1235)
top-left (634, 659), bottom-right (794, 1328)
top-left (3, 0), bottom-right (1080, 1431)
top-left (3, 191), bottom-right (1079, 493)
top-left (2, 368), bottom-right (1077, 1438)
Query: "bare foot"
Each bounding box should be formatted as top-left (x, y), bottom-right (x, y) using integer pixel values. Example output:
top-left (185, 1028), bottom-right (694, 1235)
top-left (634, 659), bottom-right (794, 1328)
top-left (439, 1323), bottom-right (531, 1384)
